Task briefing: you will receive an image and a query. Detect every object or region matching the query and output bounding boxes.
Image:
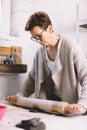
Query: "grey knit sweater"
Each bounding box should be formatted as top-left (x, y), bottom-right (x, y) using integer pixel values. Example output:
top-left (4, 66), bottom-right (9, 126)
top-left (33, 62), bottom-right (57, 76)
top-left (17, 36), bottom-right (87, 108)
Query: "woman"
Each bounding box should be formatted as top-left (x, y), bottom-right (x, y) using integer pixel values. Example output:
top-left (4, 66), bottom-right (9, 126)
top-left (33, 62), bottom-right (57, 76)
top-left (5, 11), bottom-right (87, 114)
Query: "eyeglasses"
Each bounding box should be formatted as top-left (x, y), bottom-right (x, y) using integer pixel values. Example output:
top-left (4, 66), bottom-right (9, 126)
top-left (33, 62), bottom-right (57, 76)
top-left (31, 26), bottom-right (48, 41)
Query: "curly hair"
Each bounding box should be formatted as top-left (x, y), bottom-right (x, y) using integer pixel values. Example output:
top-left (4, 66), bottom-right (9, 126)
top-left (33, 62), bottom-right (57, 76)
top-left (25, 11), bottom-right (52, 31)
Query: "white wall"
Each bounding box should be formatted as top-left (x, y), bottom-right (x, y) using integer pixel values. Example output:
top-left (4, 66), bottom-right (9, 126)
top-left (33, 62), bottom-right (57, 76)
top-left (11, 0), bottom-right (77, 36)
top-left (0, 0), bottom-right (11, 34)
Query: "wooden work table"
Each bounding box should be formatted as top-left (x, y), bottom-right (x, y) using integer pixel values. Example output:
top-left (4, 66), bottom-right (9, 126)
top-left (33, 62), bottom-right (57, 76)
top-left (0, 100), bottom-right (87, 130)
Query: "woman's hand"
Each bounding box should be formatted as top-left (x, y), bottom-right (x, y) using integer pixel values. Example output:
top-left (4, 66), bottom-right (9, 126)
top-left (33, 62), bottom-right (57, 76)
top-left (65, 104), bottom-right (87, 114)
top-left (5, 95), bottom-right (18, 104)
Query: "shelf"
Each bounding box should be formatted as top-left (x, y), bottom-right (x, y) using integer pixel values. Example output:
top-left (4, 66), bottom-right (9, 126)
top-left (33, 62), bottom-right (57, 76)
top-left (79, 24), bottom-right (87, 29)
top-left (78, 19), bottom-right (87, 25)
top-left (0, 64), bottom-right (27, 73)
top-left (78, 19), bottom-right (87, 29)
top-left (76, 3), bottom-right (87, 41)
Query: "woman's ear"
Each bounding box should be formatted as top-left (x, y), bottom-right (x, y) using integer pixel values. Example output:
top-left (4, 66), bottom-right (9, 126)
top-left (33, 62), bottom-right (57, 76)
top-left (47, 25), bottom-right (53, 33)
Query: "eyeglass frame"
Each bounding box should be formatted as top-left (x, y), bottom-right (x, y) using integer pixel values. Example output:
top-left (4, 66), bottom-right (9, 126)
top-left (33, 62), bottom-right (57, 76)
top-left (30, 26), bottom-right (48, 41)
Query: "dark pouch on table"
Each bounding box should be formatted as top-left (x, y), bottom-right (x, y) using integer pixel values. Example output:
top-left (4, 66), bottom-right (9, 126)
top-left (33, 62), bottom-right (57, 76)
top-left (15, 118), bottom-right (46, 130)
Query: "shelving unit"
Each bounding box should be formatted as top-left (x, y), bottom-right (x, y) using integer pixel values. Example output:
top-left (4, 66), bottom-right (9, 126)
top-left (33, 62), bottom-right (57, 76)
top-left (0, 64), bottom-right (27, 73)
top-left (76, 3), bottom-right (87, 42)
top-left (79, 23), bottom-right (87, 29)
top-left (76, 3), bottom-right (87, 29)
top-left (76, 4), bottom-right (87, 31)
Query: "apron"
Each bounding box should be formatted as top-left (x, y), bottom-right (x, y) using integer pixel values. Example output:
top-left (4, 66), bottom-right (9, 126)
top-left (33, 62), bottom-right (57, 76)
top-left (40, 74), bottom-right (61, 101)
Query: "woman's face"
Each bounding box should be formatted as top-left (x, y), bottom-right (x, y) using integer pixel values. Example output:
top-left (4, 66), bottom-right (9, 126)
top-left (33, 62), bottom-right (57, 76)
top-left (30, 25), bottom-right (53, 47)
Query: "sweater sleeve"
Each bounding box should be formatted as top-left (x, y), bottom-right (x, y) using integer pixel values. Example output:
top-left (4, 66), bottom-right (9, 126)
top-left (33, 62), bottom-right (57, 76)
top-left (72, 41), bottom-right (87, 108)
top-left (16, 59), bottom-right (35, 97)
top-left (15, 46), bottom-right (43, 98)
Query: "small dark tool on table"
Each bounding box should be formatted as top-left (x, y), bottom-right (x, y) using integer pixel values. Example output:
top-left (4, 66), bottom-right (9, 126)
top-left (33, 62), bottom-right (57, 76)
top-left (15, 118), bottom-right (46, 130)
